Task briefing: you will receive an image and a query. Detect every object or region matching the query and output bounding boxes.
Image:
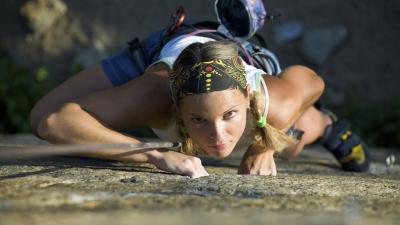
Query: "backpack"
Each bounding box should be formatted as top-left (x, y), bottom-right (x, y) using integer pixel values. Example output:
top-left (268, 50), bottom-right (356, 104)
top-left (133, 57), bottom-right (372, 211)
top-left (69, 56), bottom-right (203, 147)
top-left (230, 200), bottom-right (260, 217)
top-left (125, 5), bottom-right (282, 77)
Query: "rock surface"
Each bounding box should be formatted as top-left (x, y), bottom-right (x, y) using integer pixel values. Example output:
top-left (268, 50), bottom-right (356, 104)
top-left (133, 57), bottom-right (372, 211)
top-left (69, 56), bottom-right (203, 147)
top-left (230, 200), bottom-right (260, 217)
top-left (272, 20), bottom-right (304, 44)
top-left (20, 0), bottom-right (67, 34)
top-left (0, 135), bottom-right (399, 224)
top-left (1, 0), bottom-right (399, 105)
top-left (301, 25), bottom-right (348, 65)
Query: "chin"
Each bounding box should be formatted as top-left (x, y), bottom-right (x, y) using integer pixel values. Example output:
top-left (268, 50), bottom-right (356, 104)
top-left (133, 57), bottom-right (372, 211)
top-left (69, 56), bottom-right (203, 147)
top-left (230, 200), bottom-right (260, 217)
top-left (205, 146), bottom-right (234, 159)
top-left (212, 152), bottom-right (231, 159)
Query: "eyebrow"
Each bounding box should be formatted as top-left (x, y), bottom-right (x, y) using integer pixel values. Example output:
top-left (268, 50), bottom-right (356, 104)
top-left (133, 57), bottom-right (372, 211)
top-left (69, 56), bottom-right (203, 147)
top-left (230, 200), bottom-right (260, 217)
top-left (187, 104), bottom-right (241, 117)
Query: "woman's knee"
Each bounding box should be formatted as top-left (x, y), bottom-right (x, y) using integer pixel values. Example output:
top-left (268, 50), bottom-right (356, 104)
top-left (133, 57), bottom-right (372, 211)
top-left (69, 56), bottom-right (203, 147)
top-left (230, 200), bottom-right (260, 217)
top-left (31, 64), bottom-right (113, 134)
top-left (279, 106), bottom-right (328, 159)
top-left (294, 106), bottom-right (328, 146)
top-left (283, 65), bottom-right (325, 95)
top-left (36, 103), bottom-right (81, 141)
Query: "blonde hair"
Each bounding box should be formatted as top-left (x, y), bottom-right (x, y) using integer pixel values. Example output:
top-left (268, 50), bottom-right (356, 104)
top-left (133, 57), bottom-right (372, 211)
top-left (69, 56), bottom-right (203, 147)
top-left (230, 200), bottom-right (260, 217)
top-left (172, 40), bottom-right (295, 155)
top-left (249, 92), bottom-right (296, 153)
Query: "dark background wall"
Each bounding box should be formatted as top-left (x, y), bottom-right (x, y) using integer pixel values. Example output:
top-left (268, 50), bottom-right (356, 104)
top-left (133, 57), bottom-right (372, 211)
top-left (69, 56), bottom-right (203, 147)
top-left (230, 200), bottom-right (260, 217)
top-left (0, 0), bottom-right (399, 147)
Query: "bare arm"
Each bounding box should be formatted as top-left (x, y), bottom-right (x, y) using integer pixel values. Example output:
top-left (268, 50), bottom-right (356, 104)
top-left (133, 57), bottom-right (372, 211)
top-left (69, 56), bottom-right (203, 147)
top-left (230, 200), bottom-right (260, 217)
top-left (35, 63), bottom-right (208, 178)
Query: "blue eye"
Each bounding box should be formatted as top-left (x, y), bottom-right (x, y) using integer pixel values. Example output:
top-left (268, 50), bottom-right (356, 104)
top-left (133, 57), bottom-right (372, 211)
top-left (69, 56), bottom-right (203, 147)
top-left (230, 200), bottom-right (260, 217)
top-left (224, 110), bottom-right (237, 119)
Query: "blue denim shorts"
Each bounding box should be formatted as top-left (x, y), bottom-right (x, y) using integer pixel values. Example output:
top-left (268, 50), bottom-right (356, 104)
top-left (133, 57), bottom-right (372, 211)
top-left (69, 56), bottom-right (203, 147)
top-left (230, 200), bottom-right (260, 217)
top-left (101, 29), bottom-right (165, 86)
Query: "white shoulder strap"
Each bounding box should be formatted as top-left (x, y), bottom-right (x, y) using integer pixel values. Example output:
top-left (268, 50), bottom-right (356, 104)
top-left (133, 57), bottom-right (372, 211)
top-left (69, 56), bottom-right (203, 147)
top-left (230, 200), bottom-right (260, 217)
top-left (260, 75), bottom-right (269, 119)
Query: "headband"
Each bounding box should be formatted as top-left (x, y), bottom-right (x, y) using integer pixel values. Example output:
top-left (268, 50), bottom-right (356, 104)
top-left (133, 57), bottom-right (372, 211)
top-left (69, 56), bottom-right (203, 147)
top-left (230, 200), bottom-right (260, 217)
top-left (170, 57), bottom-right (247, 99)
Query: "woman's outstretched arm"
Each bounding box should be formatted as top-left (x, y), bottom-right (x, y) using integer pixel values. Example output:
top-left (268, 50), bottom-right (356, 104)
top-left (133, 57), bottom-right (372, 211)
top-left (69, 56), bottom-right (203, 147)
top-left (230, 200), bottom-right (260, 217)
top-left (33, 63), bottom-right (208, 178)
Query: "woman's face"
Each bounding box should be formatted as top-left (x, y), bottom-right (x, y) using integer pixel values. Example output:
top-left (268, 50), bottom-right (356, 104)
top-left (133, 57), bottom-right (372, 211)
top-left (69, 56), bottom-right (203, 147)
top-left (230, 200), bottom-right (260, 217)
top-left (179, 88), bottom-right (249, 158)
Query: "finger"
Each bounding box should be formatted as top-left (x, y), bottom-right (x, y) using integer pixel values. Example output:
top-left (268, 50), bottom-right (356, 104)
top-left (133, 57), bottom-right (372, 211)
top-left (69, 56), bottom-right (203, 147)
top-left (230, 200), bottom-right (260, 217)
top-left (190, 166), bottom-right (209, 179)
top-left (195, 160), bottom-right (210, 175)
top-left (271, 165), bottom-right (277, 176)
top-left (271, 160), bottom-right (277, 176)
top-left (259, 169), bottom-right (272, 176)
top-left (250, 168), bottom-right (265, 175)
top-left (190, 170), bottom-right (209, 178)
top-left (191, 171), bottom-right (209, 179)
top-left (199, 167), bottom-right (209, 177)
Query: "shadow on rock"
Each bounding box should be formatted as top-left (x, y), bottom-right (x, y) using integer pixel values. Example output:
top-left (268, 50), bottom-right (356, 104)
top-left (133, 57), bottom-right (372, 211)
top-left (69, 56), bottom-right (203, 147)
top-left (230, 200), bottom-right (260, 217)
top-left (0, 156), bottom-right (167, 180)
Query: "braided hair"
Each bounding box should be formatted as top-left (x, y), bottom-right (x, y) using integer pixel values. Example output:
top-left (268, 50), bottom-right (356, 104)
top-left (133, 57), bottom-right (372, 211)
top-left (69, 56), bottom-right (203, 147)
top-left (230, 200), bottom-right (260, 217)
top-left (171, 40), bottom-right (295, 155)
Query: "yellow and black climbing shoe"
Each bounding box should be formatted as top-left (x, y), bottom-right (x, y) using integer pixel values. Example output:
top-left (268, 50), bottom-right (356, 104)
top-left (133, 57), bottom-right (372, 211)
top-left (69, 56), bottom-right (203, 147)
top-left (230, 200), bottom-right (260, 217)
top-left (320, 119), bottom-right (371, 172)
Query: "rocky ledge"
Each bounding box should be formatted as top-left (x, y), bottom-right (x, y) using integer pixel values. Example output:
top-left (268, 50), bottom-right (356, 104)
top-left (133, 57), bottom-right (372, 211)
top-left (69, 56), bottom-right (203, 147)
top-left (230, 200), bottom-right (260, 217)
top-left (0, 135), bottom-right (399, 225)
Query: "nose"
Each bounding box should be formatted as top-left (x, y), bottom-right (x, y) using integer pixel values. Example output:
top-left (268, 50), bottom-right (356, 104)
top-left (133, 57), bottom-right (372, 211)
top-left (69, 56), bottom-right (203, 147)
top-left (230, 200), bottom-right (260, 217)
top-left (209, 121), bottom-right (225, 142)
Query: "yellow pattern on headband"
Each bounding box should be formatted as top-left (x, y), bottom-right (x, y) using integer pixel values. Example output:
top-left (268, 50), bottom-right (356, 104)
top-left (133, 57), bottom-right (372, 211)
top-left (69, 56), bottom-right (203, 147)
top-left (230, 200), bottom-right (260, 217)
top-left (170, 56), bottom-right (247, 98)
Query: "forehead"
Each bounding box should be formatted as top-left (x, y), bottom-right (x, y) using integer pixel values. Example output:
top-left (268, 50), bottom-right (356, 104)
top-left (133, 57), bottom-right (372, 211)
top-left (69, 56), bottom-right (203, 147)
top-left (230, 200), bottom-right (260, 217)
top-left (179, 89), bottom-right (246, 114)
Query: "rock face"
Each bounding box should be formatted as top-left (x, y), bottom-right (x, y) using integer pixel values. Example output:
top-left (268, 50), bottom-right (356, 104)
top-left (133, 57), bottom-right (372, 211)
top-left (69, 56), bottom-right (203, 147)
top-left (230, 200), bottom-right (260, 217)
top-left (0, 135), bottom-right (399, 224)
top-left (272, 20), bottom-right (304, 44)
top-left (20, 0), bottom-right (67, 34)
top-left (301, 25), bottom-right (348, 65)
top-left (1, 0), bottom-right (399, 108)
top-left (74, 46), bottom-right (107, 68)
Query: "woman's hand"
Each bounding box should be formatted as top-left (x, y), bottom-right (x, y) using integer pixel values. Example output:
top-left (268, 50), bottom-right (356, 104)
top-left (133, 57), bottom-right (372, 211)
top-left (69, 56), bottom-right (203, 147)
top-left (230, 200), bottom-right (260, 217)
top-left (238, 144), bottom-right (277, 176)
top-left (149, 150), bottom-right (209, 178)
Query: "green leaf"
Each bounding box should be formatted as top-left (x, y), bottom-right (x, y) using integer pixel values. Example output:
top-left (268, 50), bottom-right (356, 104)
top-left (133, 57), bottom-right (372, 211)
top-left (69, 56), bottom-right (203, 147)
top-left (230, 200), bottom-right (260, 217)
top-left (36, 66), bottom-right (48, 81)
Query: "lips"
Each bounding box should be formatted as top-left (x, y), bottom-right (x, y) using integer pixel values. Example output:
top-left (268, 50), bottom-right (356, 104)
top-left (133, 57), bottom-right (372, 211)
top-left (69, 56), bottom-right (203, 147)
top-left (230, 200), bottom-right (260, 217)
top-left (209, 144), bottom-right (226, 151)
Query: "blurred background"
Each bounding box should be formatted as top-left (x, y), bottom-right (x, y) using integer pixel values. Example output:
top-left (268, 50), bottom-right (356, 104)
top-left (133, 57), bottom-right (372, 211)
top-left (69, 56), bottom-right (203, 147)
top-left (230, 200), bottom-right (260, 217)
top-left (0, 0), bottom-right (399, 147)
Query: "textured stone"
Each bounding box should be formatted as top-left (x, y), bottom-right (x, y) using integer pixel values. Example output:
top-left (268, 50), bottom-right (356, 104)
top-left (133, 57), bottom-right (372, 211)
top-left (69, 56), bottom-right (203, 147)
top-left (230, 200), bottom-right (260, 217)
top-left (0, 135), bottom-right (399, 224)
top-left (272, 20), bottom-right (305, 44)
top-left (20, 0), bottom-right (67, 34)
top-left (301, 25), bottom-right (348, 65)
top-left (74, 46), bottom-right (106, 68)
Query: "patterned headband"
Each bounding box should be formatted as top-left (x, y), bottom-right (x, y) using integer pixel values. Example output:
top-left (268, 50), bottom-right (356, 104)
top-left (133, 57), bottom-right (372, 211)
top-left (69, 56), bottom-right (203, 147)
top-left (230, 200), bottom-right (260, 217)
top-left (170, 57), bottom-right (247, 99)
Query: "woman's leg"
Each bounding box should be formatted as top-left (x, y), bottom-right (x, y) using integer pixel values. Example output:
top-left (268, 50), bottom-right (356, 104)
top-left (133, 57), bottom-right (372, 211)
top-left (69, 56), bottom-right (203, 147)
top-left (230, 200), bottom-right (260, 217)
top-left (30, 64), bottom-right (115, 135)
top-left (281, 106), bottom-right (332, 158)
top-left (281, 105), bottom-right (371, 172)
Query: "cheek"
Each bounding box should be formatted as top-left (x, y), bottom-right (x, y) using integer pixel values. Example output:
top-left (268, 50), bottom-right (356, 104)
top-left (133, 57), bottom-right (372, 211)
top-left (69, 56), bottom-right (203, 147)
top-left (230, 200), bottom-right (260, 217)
top-left (229, 112), bottom-right (247, 135)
